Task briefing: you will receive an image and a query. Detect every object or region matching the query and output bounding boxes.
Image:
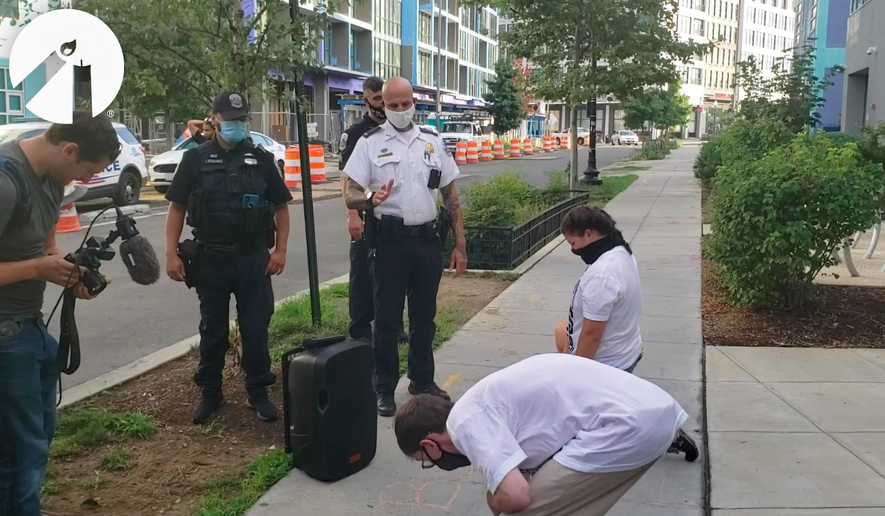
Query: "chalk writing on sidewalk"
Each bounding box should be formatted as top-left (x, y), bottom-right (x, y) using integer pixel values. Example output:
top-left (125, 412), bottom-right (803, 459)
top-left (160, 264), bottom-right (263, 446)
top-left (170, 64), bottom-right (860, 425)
top-left (379, 480), bottom-right (463, 510)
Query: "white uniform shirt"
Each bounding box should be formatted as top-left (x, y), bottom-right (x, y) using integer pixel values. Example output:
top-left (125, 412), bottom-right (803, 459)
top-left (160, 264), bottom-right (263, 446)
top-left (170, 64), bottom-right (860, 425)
top-left (344, 122), bottom-right (460, 226)
top-left (447, 353), bottom-right (688, 493)
top-left (567, 247), bottom-right (643, 370)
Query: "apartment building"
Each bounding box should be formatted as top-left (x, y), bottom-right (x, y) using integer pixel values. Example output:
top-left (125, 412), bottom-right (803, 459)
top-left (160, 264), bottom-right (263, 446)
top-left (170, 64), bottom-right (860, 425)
top-left (263, 0), bottom-right (500, 146)
top-left (736, 0), bottom-right (796, 98)
top-left (795, 0), bottom-right (850, 131)
top-left (0, 0), bottom-right (66, 124)
top-left (842, 0), bottom-right (883, 134)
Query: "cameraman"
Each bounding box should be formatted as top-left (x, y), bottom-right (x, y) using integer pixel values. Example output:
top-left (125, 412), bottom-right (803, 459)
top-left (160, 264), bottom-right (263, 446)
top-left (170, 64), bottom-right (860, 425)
top-left (0, 111), bottom-right (120, 515)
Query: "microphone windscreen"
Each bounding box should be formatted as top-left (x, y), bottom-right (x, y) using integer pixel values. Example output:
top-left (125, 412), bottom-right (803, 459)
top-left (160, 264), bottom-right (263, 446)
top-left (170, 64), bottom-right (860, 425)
top-left (119, 235), bottom-right (161, 286)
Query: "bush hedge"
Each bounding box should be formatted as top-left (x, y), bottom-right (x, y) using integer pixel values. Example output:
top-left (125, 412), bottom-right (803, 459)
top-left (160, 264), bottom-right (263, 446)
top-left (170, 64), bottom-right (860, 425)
top-left (460, 169), bottom-right (574, 227)
top-left (693, 136), bottom-right (723, 189)
top-left (708, 134), bottom-right (884, 309)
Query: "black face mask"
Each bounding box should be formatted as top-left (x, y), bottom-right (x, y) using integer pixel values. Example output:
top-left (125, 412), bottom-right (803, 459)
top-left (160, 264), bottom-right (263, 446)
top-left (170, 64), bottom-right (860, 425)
top-left (366, 99), bottom-right (386, 120)
top-left (572, 235), bottom-right (619, 265)
top-left (422, 447), bottom-right (472, 471)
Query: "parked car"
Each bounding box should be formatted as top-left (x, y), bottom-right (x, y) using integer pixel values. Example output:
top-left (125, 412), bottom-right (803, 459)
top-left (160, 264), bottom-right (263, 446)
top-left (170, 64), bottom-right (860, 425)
top-left (551, 127), bottom-right (592, 146)
top-left (148, 132), bottom-right (287, 193)
top-left (0, 121), bottom-right (148, 206)
top-left (612, 130), bottom-right (640, 145)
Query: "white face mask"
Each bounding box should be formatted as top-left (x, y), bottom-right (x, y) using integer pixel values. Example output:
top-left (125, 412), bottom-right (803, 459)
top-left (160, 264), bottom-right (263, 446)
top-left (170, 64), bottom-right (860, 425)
top-left (385, 105), bottom-right (416, 129)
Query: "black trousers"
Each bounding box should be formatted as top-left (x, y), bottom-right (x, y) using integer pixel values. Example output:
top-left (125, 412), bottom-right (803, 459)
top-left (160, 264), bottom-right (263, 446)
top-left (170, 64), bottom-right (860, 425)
top-left (348, 237), bottom-right (375, 341)
top-left (193, 246), bottom-right (276, 398)
top-left (369, 236), bottom-right (443, 394)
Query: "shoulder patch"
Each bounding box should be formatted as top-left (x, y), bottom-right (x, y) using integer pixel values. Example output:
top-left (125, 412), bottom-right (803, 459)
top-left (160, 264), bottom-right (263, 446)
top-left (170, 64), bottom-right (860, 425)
top-left (418, 126), bottom-right (436, 135)
top-left (362, 126), bottom-right (383, 138)
top-left (339, 132), bottom-right (349, 152)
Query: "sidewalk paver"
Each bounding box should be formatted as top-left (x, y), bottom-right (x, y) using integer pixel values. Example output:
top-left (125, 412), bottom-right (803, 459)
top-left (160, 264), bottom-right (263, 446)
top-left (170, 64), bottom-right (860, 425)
top-left (248, 147), bottom-right (704, 516)
top-left (709, 347), bottom-right (885, 514)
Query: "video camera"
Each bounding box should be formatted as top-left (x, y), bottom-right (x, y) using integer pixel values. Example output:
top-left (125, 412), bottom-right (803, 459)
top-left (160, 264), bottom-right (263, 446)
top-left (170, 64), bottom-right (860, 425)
top-left (65, 209), bottom-right (141, 296)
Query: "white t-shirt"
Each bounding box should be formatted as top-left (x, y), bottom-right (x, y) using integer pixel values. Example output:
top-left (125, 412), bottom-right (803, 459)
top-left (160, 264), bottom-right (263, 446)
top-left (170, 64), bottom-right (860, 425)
top-left (447, 354), bottom-right (688, 493)
top-left (567, 246), bottom-right (643, 370)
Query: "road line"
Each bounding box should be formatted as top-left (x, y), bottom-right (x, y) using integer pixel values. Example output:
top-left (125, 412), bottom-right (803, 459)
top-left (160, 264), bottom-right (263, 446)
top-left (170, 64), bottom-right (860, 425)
top-left (441, 373), bottom-right (461, 391)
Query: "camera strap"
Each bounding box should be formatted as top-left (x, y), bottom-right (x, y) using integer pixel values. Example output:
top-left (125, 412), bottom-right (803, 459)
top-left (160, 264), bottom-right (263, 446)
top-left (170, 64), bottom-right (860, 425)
top-left (58, 288), bottom-right (81, 375)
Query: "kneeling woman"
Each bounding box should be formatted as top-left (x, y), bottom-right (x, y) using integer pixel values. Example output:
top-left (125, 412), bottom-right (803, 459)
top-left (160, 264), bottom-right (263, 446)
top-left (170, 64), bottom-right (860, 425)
top-left (554, 205), bottom-right (698, 461)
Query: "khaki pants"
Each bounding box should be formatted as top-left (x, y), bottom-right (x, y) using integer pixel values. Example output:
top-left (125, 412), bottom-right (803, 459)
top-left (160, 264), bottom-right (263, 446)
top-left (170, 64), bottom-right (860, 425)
top-left (515, 457), bottom-right (659, 516)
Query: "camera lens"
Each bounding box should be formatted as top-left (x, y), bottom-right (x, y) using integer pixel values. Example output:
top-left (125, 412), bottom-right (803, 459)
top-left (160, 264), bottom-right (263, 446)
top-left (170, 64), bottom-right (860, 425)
top-left (82, 270), bottom-right (107, 296)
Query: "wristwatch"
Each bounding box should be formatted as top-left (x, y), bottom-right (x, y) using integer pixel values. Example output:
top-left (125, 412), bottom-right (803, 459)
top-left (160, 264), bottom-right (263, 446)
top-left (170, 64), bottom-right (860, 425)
top-left (366, 190), bottom-right (375, 208)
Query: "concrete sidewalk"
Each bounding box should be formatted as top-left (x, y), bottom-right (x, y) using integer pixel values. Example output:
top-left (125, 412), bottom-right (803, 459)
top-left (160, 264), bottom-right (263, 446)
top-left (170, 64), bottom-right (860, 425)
top-left (708, 347), bottom-right (885, 515)
top-left (248, 147), bottom-right (705, 516)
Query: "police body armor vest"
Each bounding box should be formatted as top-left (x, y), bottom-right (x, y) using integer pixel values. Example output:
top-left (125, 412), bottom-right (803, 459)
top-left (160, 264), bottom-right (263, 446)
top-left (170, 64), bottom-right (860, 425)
top-left (186, 142), bottom-right (274, 245)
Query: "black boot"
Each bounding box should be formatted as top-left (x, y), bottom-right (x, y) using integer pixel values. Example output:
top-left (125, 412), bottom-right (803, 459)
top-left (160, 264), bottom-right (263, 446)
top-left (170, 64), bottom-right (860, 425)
top-left (246, 389), bottom-right (279, 422)
top-left (408, 382), bottom-right (451, 401)
top-left (377, 392), bottom-right (397, 417)
top-left (397, 330), bottom-right (409, 343)
top-left (192, 392), bottom-right (226, 425)
top-left (668, 428), bottom-right (699, 462)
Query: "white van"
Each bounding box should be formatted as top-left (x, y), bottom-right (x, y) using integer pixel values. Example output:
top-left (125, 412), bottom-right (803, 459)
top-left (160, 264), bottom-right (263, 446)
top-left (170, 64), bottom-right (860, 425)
top-left (0, 121), bottom-right (148, 206)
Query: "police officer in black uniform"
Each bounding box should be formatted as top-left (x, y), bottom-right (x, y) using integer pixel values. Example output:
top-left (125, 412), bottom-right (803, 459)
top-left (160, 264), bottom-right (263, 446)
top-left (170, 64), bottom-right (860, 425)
top-left (165, 91), bottom-right (293, 425)
top-left (339, 76), bottom-right (407, 344)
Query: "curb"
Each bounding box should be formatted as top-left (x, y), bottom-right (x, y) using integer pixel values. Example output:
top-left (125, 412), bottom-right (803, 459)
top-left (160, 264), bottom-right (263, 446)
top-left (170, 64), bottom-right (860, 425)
top-left (79, 204), bottom-right (152, 225)
top-left (59, 273), bottom-right (350, 409)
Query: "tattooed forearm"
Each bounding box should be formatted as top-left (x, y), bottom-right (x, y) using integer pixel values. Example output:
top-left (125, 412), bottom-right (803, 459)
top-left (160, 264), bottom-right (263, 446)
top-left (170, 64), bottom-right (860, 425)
top-left (344, 177), bottom-right (371, 211)
top-left (441, 183), bottom-right (466, 252)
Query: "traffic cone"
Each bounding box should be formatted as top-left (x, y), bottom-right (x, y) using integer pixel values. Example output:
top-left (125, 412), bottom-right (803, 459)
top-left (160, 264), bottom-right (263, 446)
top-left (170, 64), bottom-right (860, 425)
top-left (57, 203), bottom-right (81, 233)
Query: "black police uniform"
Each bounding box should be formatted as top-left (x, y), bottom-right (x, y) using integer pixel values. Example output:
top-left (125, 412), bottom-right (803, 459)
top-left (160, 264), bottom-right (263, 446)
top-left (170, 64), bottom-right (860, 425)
top-left (165, 137), bottom-right (292, 402)
top-left (338, 113), bottom-right (379, 341)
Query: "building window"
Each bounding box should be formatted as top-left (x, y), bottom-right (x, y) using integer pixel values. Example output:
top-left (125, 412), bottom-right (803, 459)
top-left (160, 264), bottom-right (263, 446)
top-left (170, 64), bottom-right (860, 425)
top-left (373, 38), bottom-right (401, 79)
top-left (851, 0), bottom-right (871, 11)
top-left (419, 51), bottom-right (432, 86)
top-left (373, 0), bottom-right (402, 40)
top-left (0, 68), bottom-right (26, 125)
top-left (419, 12), bottom-right (431, 45)
top-left (459, 29), bottom-right (467, 60)
top-left (690, 67), bottom-right (703, 85)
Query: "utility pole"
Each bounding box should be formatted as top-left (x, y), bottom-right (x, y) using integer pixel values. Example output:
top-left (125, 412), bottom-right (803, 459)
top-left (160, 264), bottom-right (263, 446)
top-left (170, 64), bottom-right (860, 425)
top-left (289, 0), bottom-right (322, 325)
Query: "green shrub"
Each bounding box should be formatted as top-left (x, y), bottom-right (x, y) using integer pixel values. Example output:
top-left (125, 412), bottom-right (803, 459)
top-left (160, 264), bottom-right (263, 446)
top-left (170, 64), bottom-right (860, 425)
top-left (694, 136), bottom-right (724, 189)
top-left (717, 116), bottom-right (794, 169)
top-left (820, 132), bottom-right (857, 147)
top-left (460, 171), bottom-right (540, 227)
top-left (708, 134), bottom-right (884, 309)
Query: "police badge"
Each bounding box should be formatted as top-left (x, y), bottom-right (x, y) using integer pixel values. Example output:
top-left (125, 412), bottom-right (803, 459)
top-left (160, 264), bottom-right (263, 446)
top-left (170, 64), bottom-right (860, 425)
top-left (339, 132), bottom-right (349, 152)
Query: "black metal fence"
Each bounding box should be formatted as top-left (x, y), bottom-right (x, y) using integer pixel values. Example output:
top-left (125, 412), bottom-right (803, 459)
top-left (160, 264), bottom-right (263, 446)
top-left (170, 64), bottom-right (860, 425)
top-left (447, 194), bottom-right (589, 270)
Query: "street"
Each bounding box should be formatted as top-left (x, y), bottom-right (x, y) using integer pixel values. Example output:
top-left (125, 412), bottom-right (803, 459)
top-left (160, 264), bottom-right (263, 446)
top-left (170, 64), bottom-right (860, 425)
top-left (46, 146), bottom-right (634, 389)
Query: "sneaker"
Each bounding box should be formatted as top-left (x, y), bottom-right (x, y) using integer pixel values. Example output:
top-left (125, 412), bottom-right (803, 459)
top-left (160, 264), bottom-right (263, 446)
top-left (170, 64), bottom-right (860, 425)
top-left (246, 390), bottom-right (279, 422)
top-left (408, 382), bottom-right (451, 401)
top-left (377, 392), bottom-right (397, 417)
top-left (667, 428), bottom-right (699, 462)
top-left (192, 393), bottom-right (226, 425)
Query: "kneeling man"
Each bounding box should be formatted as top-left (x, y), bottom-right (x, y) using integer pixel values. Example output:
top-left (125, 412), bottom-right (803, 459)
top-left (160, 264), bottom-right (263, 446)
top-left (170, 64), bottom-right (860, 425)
top-left (394, 353), bottom-right (689, 516)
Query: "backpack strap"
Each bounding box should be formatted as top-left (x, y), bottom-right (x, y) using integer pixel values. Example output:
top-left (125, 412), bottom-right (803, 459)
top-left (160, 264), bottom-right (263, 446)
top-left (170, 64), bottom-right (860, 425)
top-left (0, 155), bottom-right (31, 236)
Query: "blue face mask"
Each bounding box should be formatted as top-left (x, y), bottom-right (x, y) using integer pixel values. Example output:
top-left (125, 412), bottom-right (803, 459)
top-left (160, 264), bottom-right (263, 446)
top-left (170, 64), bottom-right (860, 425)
top-left (218, 120), bottom-right (249, 144)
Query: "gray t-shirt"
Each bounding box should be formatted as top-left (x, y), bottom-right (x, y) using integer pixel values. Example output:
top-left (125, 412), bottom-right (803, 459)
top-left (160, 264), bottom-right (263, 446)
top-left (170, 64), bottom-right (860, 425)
top-left (0, 141), bottom-right (64, 319)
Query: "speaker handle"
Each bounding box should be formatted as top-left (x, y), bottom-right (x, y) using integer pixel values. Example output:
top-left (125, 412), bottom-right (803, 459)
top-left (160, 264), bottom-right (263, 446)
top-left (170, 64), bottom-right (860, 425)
top-left (302, 334), bottom-right (348, 350)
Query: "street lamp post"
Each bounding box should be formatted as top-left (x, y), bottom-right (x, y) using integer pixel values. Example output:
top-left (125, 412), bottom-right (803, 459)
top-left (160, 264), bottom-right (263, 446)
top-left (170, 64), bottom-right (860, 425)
top-left (580, 97), bottom-right (603, 185)
top-left (289, 0), bottom-right (322, 325)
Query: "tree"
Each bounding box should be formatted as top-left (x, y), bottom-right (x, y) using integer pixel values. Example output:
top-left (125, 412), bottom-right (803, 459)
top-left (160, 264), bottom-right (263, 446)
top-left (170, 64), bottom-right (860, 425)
top-left (735, 45), bottom-right (843, 133)
top-left (483, 58), bottom-right (526, 135)
top-left (622, 81), bottom-right (691, 135)
top-left (478, 0), bottom-right (709, 187)
top-left (75, 0), bottom-right (327, 123)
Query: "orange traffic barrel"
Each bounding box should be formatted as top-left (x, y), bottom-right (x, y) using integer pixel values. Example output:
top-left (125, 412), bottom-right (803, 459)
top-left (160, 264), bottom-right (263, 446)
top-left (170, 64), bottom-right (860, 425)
top-left (466, 140), bottom-right (479, 163)
top-left (284, 146), bottom-right (301, 189)
top-left (509, 138), bottom-right (521, 157)
top-left (493, 139), bottom-right (505, 159)
top-left (480, 140), bottom-right (493, 161)
top-left (523, 138), bottom-right (533, 156)
top-left (57, 203), bottom-right (81, 233)
top-left (455, 141), bottom-right (468, 165)
top-left (560, 135), bottom-right (570, 150)
top-left (309, 145), bottom-right (326, 183)
top-left (543, 137), bottom-right (553, 153)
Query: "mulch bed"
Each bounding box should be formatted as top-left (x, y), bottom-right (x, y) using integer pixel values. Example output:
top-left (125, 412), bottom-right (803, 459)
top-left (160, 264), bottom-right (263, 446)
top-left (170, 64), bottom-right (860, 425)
top-left (702, 255), bottom-right (885, 348)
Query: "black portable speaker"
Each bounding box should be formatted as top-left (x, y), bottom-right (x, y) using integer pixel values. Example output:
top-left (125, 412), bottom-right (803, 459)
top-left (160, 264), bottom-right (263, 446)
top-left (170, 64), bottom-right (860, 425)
top-left (282, 335), bottom-right (377, 481)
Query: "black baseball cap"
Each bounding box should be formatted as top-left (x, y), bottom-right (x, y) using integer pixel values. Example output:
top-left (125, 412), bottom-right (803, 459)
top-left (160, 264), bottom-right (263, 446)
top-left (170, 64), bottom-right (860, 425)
top-left (212, 91), bottom-right (251, 120)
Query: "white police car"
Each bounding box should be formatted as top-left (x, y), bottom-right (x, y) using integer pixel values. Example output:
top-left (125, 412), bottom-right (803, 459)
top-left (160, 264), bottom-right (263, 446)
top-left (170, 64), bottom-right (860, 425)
top-left (0, 121), bottom-right (148, 206)
top-left (148, 131), bottom-right (287, 193)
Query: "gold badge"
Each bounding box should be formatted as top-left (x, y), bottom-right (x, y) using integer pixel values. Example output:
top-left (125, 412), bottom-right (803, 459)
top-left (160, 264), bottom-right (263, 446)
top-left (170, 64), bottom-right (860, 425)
top-left (425, 142), bottom-right (435, 153)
